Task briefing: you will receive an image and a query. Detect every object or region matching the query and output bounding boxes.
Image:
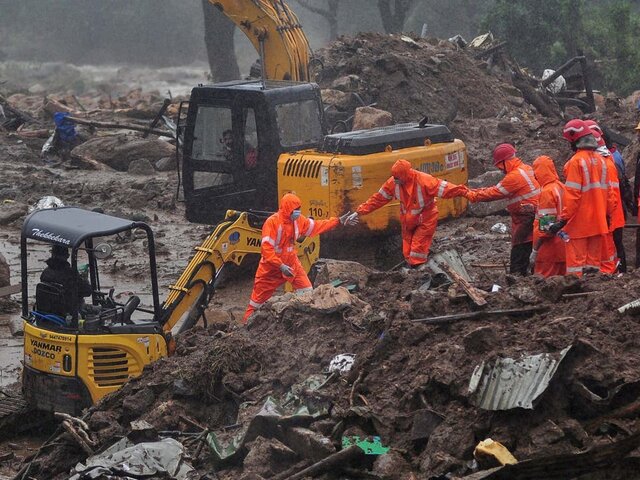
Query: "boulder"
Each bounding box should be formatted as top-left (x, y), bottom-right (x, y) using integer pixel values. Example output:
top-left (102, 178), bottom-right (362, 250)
top-left (0, 253), bottom-right (9, 288)
top-left (312, 259), bottom-right (373, 289)
top-left (128, 158), bottom-right (155, 175)
top-left (352, 106), bottom-right (393, 131)
top-left (71, 134), bottom-right (174, 171)
top-left (243, 436), bottom-right (297, 478)
top-left (331, 74), bottom-right (361, 92)
top-left (373, 451), bottom-right (412, 480)
top-left (155, 156), bottom-right (175, 172)
top-left (0, 202), bottom-right (28, 226)
top-left (321, 89), bottom-right (354, 111)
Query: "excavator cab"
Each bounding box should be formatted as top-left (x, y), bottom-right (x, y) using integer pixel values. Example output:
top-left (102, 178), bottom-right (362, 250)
top-left (180, 80), bottom-right (326, 224)
top-left (21, 207), bottom-right (168, 414)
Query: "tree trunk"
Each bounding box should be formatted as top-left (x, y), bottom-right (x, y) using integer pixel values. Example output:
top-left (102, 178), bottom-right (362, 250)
top-left (377, 0), bottom-right (414, 33)
top-left (202, 0), bottom-right (240, 82)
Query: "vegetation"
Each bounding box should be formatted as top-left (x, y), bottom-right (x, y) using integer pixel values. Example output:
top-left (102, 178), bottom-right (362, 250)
top-left (0, 0), bottom-right (638, 95)
top-left (485, 0), bottom-right (640, 95)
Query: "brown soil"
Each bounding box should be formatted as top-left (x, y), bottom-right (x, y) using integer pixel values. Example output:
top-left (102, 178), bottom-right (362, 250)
top-left (2, 34), bottom-right (640, 480)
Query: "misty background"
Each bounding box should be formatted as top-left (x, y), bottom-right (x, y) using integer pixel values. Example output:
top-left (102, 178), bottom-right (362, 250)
top-left (0, 0), bottom-right (639, 94)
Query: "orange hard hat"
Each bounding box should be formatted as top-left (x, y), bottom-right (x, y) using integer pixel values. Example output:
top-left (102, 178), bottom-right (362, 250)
top-left (584, 120), bottom-right (605, 147)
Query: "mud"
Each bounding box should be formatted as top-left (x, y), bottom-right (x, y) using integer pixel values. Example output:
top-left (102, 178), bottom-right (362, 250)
top-left (1, 35), bottom-right (640, 480)
top-left (17, 268), bottom-right (640, 479)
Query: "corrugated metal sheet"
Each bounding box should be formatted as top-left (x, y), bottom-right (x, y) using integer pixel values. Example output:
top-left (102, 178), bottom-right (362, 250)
top-left (468, 346), bottom-right (572, 410)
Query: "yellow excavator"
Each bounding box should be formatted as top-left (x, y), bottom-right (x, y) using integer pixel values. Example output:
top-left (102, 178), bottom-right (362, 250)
top-left (21, 207), bottom-right (319, 415)
top-left (180, 0), bottom-right (468, 233)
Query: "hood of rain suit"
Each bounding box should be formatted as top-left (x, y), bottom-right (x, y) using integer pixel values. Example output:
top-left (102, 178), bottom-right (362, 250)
top-left (532, 156), bottom-right (559, 187)
top-left (279, 193), bottom-right (302, 222)
top-left (391, 159), bottom-right (415, 183)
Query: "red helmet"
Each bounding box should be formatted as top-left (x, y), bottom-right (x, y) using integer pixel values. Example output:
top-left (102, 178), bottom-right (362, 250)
top-left (492, 143), bottom-right (516, 166)
top-left (583, 119), bottom-right (605, 146)
top-left (562, 119), bottom-right (591, 143)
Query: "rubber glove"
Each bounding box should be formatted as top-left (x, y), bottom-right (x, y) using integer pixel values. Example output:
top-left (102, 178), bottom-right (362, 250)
top-left (280, 264), bottom-right (294, 277)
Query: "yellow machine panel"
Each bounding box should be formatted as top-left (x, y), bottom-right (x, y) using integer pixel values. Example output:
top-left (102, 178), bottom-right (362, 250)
top-left (76, 332), bottom-right (167, 403)
top-left (23, 322), bottom-right (76, 378)
top-left (23, 321), bottom-right (167, 407)
top-left (277, 140), bottom-right (468, 233)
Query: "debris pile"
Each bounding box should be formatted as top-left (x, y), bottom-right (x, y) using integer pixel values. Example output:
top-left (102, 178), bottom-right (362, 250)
top-left (18, 265), bottom-right (640, 479)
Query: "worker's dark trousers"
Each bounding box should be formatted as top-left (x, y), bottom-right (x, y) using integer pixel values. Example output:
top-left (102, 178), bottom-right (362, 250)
top-left (510, 242), bottom-right (533, 276)
top-left (613, 227), bottom-right (626, 272)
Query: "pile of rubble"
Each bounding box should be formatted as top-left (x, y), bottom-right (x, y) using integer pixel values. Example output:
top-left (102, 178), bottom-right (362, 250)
top-left (16, 256), bottom-right (640, 479)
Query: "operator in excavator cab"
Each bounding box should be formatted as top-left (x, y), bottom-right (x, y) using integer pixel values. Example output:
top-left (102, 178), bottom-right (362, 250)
top-left (222, 129), bottom-right (258, 170)
top-left (40, 244), bottom-right (93, 316)
top-left (243, 193), bottom-right (354, 323)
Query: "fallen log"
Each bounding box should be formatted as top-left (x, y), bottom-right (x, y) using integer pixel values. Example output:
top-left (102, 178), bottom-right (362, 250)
top-left (0, 94), bottom-right (39, 125)
top-left (562, 291), bottom-right (601, 299)
top-left (411, 306), bottom-right (548, 325)
top-left (438, 262), bottom-right (488, 307)
top-left (66, 116), bottom-right (172, 137)
top-left (280, 445), bottom-right (365, 480)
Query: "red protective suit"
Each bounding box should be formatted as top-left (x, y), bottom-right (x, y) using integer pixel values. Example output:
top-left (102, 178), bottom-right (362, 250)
top-left (598, 149), bottom-right (624, 274)
top-left (467, 157), bottom-right (541, 245)
top-left (560, 149), bottom-right (617, 276)
top-left (243, 193), bottom-right (339, 322)
top-left (356, 159), bottom-right (467, 266)
top-left (532, 156), bottom-right (566, 277)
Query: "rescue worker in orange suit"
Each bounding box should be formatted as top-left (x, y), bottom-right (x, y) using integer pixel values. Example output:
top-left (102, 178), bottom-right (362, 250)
top-left (344, 159), bottom-right (468, 268)
top-left (464, 144), bottom-right (541, 275)
top-left (548, 119), bottom-right (617, 277)
top-left (529, 155), bottom-right (566, 276)
top-left (243, 193), bottom-right (352, 323)
top-left (584, 120), bottom-right (625, 274)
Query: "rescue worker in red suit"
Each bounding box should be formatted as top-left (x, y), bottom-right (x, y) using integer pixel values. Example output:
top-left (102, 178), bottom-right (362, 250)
top-left (345, 159), bottom-right (468, 268)
top-left (465, 144), bottom-right (541, 275)
top-left (584, 120), bottom-right (625, 274)
top-left (548, 119), bottom-right (617, 277)
top-left (529, 155), bottom-right (566, 276)
top-left (243, 193), bottom-right (351, 323)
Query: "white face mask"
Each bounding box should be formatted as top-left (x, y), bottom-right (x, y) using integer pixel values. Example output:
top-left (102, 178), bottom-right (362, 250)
top-left (290, 209), bottom-right (301, 221)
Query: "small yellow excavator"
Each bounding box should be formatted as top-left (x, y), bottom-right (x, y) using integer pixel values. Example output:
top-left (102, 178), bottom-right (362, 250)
top-left (21, 207), bottom-right (319, 414)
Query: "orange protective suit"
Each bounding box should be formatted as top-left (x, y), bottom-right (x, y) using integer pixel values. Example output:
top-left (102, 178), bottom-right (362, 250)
top-left (467, 157), bottom-right (541, 245)
top-left (243, 193), bottom-right (339, 322)
top-left (356, 159), bottom-right (467, 266)
top-left (531, 156), bottom-right (566, 277)
top-left (560, 149), bottom-right (617, 276)
top-left (598, 149), bottom-right (624, 274)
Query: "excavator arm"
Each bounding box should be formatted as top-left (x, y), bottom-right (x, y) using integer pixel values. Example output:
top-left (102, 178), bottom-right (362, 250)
top-left (209, 0), bottom-right (311, 81)
top-left (160, 210), bottom-right (320, 334)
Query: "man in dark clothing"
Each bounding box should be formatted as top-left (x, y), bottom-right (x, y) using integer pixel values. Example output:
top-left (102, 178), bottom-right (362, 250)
top-left (40, 245), bottom-right (92, 316)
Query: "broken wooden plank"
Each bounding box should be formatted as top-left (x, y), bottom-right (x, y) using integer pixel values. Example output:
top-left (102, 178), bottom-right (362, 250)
top-left (562, 291), bottom-right (601, 299)
top-left (0, 284), bottom-right (21, 297)
top-left (411, 306), bottom-right (548, 325)
top-left (438, 262), bottom-right (488, 307)
top-left (66, 116), bottom-right (172, 137)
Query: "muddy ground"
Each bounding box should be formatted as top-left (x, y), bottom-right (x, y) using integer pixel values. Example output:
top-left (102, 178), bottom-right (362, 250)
top-left (1, 33), bottom-right (640, 479)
